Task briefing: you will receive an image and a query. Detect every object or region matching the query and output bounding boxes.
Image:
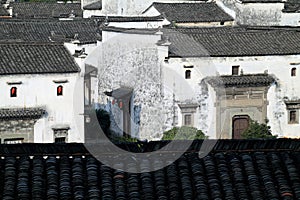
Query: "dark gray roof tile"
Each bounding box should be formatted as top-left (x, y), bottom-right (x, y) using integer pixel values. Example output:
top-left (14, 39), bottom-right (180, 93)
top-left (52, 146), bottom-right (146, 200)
top-left (147, 2), bottom-right (233, 23)
top-left (10, 2), bottom-right (82, 18)
top-left (0, 43), bottom-right (80, 75)
top-left (83, 1), bottom-right (102, 10)
top-left (0, 140), bottom-right (299, 199)
top-left (283, 0), bottom-right (300, 13)
top-left (163, 27), bottom-right (300, 57)
top-left (0, 107), bottom-right (46, 119)
top-left (205, 73), bottom-right (276, 88)
top-left (0, 19), bottom-right (100, 44)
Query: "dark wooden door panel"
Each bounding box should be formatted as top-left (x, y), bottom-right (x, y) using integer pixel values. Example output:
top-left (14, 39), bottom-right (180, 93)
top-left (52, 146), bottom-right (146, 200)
top-left (233, 116), bottom-right (249, 139)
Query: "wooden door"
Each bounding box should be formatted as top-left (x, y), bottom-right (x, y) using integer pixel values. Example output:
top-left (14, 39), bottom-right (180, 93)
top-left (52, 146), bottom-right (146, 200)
top-left (232, 115), bottom-right (249, 139)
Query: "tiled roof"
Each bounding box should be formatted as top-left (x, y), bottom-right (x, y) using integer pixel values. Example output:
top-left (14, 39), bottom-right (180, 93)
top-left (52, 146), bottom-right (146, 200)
top-left (0, 140), bottom-right (298, 199)
top-left (0, 43), bottom-right (80, 75)
top-left (163, 27), bottom-right (300, 57)
top-left (92, 15), bottom-right (164, 22)
top-left (83, 1), bottom-right (102, 10)
top-left (146, 2), bottom-right (233, 23)
top-left (0, 19), bottom-right (100, 44)
top-left (283, 0), bottom-right (300, 13)
top-left (0, 107), bottom-right (46, 120)
top-left (205, 74), bottom-right (276, 88)
top-left (0, 5), bottom-right (9, 16)
top-left (10, 2), bottom-right (82, 18)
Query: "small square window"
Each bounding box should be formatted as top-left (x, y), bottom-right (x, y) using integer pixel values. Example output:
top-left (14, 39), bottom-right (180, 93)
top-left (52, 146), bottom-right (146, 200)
top-left (289, 110), bottom-right (298, 124)
top-left (232, 66), bottom-right (240, 75)
top-left (291, 68), bottom-right (296, 77)
top-left (185, 70), bottom-right (191, 79)
top-left (57, 85), bottom-right (63, 96)
top-left (10, 87), bottom-right (17, 97)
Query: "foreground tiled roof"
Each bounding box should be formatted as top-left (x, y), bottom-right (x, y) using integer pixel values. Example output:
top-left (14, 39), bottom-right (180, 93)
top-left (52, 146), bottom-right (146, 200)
top-left (163, 27), bottom-right (300, 57)
top-left (0, 140), bottom-right (298, 199)
top-left (0, 43), bottom-right (80, 75)
top-left (205, 73), bottom-right (276, 88)
top-left (146, 2), bottom-right (233, 23)
top-left (0, 108), bottom-right (46, 120)
top-left (0, 19), bottom-right (100, 44)
top-left (10, 2), bottom-right (82, 18)
top-left (83, 1), bottom-right (102, 10)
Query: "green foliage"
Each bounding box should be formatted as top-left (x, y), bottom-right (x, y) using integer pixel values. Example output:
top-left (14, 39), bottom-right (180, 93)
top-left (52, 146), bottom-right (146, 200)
top-left (94, 109), bottom-right (138, 143)
top-left (241, 120), bottom-right (277, 139)
top-left (108, 134), bottom-right (139, 143)
top-left (162, 126), bottom-right (208, 140)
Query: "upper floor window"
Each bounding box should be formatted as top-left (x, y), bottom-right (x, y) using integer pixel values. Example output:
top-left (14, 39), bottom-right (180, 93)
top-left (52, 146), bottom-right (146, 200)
top-left (185, 70), bottom-right (191, 79)
top-left (232, 65), bottom-right (240, 75)
top-left (57, 85), bottom-right (63, 96)
top-left (10, 87), bottom-right (17, 97)
top-left (291, 68), bottom-right (296, 77)
top-left (289, 110), bottom-right (298, 124)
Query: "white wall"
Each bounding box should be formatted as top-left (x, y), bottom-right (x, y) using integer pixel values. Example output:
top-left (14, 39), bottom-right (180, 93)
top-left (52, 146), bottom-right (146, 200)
top-left (0, 72), bottom-right (84, 143)
top-left (167, 55), bottom-right (300, 138)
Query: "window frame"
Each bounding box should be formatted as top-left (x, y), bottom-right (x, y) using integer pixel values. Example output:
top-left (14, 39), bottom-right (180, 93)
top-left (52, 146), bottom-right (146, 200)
top-left (185, 70), bottom-right (191, 79)
top-left (57, 85), bottom-right (63, 96)
top-left (10, 87), bottom-right (17, 97)
top-left (288, 110), bottom-right (298, 124)
top-left (291, 68), bottom-right (296, 77)
top-left (232, 65), bottom-right (240, 75)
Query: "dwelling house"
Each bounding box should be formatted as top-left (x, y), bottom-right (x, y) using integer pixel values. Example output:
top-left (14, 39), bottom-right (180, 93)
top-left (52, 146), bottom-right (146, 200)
top-left (0, 18), bottom-right (101, 108)
top-left (6, 1), bottom-right (82, 19)
top-left (0, 42), bottom-right (84, 143)
top-left (91, 25), bottom-right (300, 140)
top-left (142, 2), bottom-right (234, 27)
top-left (218, 0), bottom-right (300, 26)
top-left (161, 26), bottom-right (300, 139)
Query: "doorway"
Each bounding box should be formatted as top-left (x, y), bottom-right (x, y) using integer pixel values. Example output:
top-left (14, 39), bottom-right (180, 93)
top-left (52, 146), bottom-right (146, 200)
top-left (232, 115), bottom-right (250, 139)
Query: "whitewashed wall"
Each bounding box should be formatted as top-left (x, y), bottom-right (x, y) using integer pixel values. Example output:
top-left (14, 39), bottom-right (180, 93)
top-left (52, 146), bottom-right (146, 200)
top-left (0, 72), bottom-right (84, 143)
top-left (167, 55), bottom-right (300, 138)
top-left (88, 30), bottom-right (174, 140)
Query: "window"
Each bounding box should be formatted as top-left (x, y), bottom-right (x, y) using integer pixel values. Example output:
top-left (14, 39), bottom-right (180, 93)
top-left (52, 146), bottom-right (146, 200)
top-left (57, 85), bottom-right (63, 96)
top-left (220, 22), bottom-right (225, 25)
top-left (55, 137), bottom-right (66, 143)
top-left (291, 68), bottom-right (296, 77)
top-left (232, 66), bottom-right (240, 75)
top-left (4, 138), bottom-right (24, 144)
top-left (10, 87), bottom-right (17, 97)
top-left (185, 70), bottom-right (191, 79)
top-left (54, 129), bottom-right (68, 143)
top-left (184, 114), bottom-right (192, 126)
top-left (289, 110), bottom-right (298, 124)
